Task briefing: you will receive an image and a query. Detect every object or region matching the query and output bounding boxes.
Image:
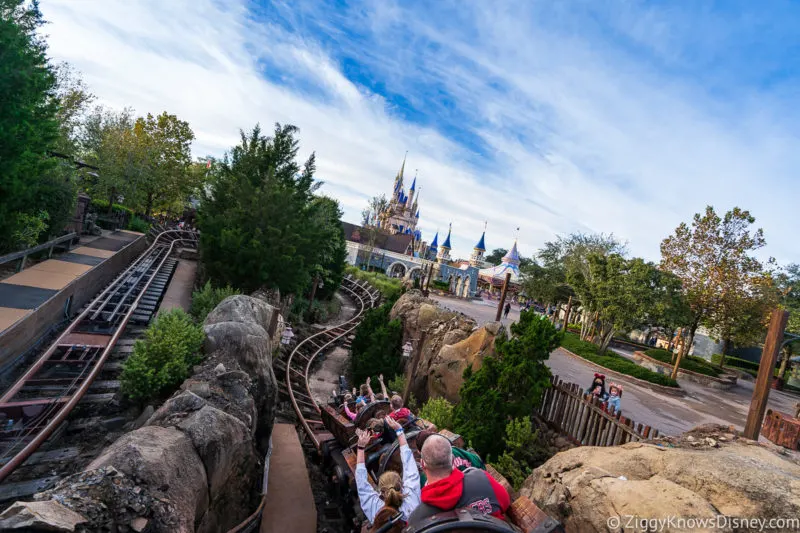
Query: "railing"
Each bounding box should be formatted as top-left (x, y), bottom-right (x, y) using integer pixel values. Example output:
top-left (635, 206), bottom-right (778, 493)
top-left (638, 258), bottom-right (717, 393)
top-left (537, 376), bottom-right (660, 446)
top-left (0, 232), bottom-right (77, 271)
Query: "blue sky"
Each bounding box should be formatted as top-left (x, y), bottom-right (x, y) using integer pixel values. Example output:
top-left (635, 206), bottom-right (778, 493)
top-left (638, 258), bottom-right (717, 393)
top-left (42, 0), bottom-right (800, 264)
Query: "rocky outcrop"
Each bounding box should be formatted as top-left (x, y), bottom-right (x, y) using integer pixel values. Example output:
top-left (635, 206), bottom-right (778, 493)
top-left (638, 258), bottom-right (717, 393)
top-left (3, 295), bottom-right (280, 533)
top-left (391, 291), bottom-right (499, 403)
top-left (521, 425), bottom-right (800, 533)
top-left (428, 322), bottom-right (501, 403)
top-left (0, 500), bottom-right (87, 532)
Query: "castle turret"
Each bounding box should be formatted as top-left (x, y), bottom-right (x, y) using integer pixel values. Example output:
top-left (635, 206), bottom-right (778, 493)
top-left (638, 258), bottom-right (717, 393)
top-left (470, 224), bottom-right (487, 267)
top-left (437, 224), bottom-right (452, 263)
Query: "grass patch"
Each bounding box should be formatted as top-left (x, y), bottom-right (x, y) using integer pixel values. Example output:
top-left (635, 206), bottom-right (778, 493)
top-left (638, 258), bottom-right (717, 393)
top-left (645, 349), bottom-right (722, 378)
top-left (345, 265), bottom-right (404, 301)
top-left (561, 332), bottom-right (678, 387)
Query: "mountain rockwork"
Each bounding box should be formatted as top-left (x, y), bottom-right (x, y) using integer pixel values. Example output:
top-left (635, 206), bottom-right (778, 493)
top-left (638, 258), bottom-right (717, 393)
top-left (390, 291), bottom-right (500, 403)
top-left (522, 424), bottom-right (800, 533)
top-left (0, 295), bottom-right (280, 533)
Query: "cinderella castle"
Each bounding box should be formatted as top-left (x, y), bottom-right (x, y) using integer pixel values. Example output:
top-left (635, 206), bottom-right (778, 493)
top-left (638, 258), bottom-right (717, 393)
top-left (343, 155), bottom-right (523, 299)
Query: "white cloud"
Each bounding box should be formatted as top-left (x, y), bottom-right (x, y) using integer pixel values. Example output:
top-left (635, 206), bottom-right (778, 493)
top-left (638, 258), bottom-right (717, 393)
top-left (41, 0), bottom-right (799, 266)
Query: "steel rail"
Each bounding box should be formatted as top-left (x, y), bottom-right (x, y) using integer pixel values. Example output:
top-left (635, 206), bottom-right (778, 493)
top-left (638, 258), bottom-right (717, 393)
top-left (285, 278), bottom-right (377, 454)
top-left (0, 230), bottom-right (197, 483)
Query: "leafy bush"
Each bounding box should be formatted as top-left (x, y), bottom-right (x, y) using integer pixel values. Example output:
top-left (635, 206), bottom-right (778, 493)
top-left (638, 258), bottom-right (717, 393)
top-left (418, 398), bottom-right (455, 430)
top-left (11, 210), bottom-right (49, 250)
top-left (127, 216), bottom-right (150, 233)
top-left (190, 281), bottom-right (241, 323)
top-left (121, 309), bottom-right (205, 401)
top-left (430, 280), bottom-right (450, 291)
top-left (561, 332), bottom-right (678, 387)
top-left (711, 353), bottom-right (760, 372)
top-left (645, 349), bottom-right (721, 377)
top-left (490, 417), bottom-right (551, 490)
top-left (454, 311), bottom-right (560, 459)
top-left (350, 302), bottom-right (403, 386)
top-left (90, 199), bottom-right (134, 216)
top-left (345, 266), bottom-right (404, 302)
top-left (387, 374), bottom-right (406, 395)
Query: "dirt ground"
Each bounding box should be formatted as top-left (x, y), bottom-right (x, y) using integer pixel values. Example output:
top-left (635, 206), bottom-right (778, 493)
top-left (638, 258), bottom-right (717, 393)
top-left (433, 294), bottom-right (800, 437)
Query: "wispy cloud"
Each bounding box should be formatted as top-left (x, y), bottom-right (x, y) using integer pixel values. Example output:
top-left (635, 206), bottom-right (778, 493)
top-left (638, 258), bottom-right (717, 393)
top-left (42, 0), bottom-right (800, 265)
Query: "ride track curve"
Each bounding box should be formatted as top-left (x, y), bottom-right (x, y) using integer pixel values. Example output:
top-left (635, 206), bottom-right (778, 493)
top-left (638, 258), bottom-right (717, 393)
top-left (0, 229), bottom-right (198, 484)
top-left (226, 275), bottom-right (381, 533)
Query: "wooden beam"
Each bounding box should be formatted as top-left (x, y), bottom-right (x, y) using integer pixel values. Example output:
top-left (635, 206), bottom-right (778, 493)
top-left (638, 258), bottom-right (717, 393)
top-left (744, 309), bottom-right (789, 440)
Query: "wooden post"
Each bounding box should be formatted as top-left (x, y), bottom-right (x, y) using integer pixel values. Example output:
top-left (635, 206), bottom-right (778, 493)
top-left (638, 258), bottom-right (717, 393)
top-left (744, 309), bottom-right (789, 440)
top-left (495, 272), bottom-right (512, 321)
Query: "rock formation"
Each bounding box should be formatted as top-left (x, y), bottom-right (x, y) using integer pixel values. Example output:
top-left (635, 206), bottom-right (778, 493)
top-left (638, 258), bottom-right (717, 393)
top-left (0, 295), bottom-right (279, 532)
top-left (391, 291), bottom-right (500, 403)
top-left (521, 424), bottom-right (800, 533)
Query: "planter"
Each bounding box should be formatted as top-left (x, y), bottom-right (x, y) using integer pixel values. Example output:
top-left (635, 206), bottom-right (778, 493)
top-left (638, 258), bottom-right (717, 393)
top-left (632, 351), bottom-right (737, 390)
top-left (558, 347), bottom-right (686, 397)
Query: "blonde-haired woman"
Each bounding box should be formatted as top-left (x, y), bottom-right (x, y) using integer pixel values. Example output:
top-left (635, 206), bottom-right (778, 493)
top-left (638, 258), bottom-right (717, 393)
top-left (355, 416), bottom-right (420, 530)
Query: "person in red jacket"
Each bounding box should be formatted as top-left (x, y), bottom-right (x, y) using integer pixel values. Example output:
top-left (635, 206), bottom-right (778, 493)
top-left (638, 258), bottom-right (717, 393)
top-left (406, 433), bottom-right (510, 525)
top-left (378, 374), bottom-right (412, 421)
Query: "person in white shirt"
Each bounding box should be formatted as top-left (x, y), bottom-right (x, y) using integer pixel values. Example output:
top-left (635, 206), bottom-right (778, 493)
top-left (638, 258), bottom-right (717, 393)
top-left (355, 416), bottom-right (421, 528)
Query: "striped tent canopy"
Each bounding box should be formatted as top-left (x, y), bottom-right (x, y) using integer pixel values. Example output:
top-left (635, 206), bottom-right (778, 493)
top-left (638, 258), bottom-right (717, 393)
top-left (478, 240), bottom-right (522, 287)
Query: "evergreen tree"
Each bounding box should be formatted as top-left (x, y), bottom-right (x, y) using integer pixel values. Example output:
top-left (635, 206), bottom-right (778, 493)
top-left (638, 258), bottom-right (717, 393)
top-left (0, 0), bottom-right (73, 252)
top-left (350, 302), bottom-right (403, 385)
top-left (198, 124), bottom-right (346, 297)
top-left (453, 311), bottom-right (560, 458)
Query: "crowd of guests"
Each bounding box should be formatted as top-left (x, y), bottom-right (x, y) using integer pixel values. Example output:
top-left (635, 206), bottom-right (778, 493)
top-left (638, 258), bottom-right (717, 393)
top-left (339, 375), bottom-right (511, 533)
top-left (585, 373), bottom-right (623, 415)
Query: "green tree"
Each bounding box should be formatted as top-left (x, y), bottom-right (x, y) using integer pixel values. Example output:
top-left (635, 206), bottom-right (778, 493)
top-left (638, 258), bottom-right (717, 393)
top-left (491, 417), bottom-right (551, 490)
top-left (660, 207), bottom-right (770, 379)
top-left (418, 398), bottom-right (455, 430)
top-left (350, 302), bottom-right (403, 386)
top-left (0, 0), bottom-right (75, 252)
top-left (453, 311), bottom-right (560, 458)
top-left (485, 248), bottom-right (508, 265)
top-left (307, 196), bottom-right (348, 300)
top-left (132, 112), bottom-right (195, 216)
top-left (198, 124), bottom-right (345, 297)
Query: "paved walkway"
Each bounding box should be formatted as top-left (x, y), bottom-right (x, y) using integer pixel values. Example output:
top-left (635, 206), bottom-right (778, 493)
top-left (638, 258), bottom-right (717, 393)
top-left (432, 294), bottom-right (800, 437)
top-left (260, 424), bottom-right (316, 533)
top-left (157, 259), bottom-right (197, 313)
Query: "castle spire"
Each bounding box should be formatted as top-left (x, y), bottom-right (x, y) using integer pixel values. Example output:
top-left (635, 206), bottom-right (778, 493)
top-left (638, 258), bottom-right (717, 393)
top-left (474, 221), bottom-right (487, 251)
top-left (441, 223), bottom-right (452, 249)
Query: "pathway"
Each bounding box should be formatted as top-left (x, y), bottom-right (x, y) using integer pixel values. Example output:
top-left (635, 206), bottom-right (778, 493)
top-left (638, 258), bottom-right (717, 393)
top-left (157, 259), bottom-right (197, 313)
top-left (433, 294), bottom-right (800, 436)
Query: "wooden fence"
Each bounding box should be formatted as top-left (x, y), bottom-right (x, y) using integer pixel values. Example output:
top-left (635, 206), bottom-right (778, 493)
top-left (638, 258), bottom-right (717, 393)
top-left (537, 376), bottom-right (660, 446)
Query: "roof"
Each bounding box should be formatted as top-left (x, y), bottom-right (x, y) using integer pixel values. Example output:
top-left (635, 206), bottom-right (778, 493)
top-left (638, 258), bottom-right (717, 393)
top-left (441, 227), bottom-right (452, 249)
top-left (474, 231), bottom-right (486, 251)
top-left (502, 240), bottom-right (520, 266)
top-left (430, 232), bottom-right (439, 249)
top-left (342, 222), bottom-right (414, 254)
top-left (478, 262), bottom-right (521, 285)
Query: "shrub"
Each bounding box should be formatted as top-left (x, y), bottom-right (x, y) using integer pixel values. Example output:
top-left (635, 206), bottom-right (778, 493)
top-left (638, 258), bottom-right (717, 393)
top-left (127, 216), bottom-right (150, 233)
top-left (490, 417), bottom-right (551, 489)
top-left (711, 353), bottom-right (760, 372)
top-left (12, 210), bottom-right (49, 250)
top-left (418, 398), bottom-right (455, 430)
top-left (645, 349), bottom-right (721, 377)
top-left (454, 311), bottom-right (560, 458)
top-left (350, 302), bottom-right (403, 386)
top-left (345, 265), bottom-right (404, 302)
top-left (430, 280), bottom-right (450, 291)
top-left (561, 332), bottom-right (678, 387)
top-left (121, 309), bottom-right (205, 401)
top-left (387, 374), bottom-right (406, 395)
top-left (190, 281), bottom-right (241, 323)
top-left (90, 199), bottom-right (134, 216)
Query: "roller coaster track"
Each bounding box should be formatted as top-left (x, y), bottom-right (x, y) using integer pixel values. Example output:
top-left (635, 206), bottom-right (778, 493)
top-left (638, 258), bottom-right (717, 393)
top-left (0, 229), bottom-right (198, 483)
top-left (227, 275), bottom-right (381, 533)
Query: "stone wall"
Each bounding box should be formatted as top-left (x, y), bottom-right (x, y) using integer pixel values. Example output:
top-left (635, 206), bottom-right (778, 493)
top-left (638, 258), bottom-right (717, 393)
top-left (0, 295), bottom-right (279, 533)
top-left (391, 290), bottom-right (500, 403)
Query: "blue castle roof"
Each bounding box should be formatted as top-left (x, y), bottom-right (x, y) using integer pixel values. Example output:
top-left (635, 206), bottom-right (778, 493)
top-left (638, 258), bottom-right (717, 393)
top-left (441, 226), bottom-right (452, 249)
top-left (430, 232), bottom-right (439, 249)
top-left (475, 231), bottom-right (486, 251)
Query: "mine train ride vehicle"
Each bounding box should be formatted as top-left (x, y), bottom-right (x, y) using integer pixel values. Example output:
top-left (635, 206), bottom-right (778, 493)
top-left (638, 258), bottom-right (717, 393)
top-left (318, 395), bottom-right (564, 533)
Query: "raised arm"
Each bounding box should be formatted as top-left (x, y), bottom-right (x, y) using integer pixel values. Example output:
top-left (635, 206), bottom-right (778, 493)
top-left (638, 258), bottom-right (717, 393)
top-left (378, 374), bottom-right (389, 398)
top-left (355, 429), bottom-right (381, 523)
top-left (366, 376), bottom-right (376, 402)
top-left (384, 416), bottom-right (420, 509)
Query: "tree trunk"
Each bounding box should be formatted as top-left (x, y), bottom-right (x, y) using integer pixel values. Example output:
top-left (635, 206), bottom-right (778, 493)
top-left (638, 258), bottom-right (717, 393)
top-left (671, 320), bottom-right (699, 380)
top-left (718, 338), bottom-right (730, 368)
top-left (588, 312), bottom-right (600, 342)
top-left (778, 350), bottom-right (790, 380)
top-left (107, 190), bottom-right (116, 216)
top-left (145, 192), bottom-right (154, 218)
top-left (580, 310), bottom-right (591, 340)
top-left (598, 326), bottom-right (615, 354)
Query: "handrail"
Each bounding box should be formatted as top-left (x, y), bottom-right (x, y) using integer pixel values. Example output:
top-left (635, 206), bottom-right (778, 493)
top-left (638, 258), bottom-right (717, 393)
top-left (0, 232), bottom-right (77, 267)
